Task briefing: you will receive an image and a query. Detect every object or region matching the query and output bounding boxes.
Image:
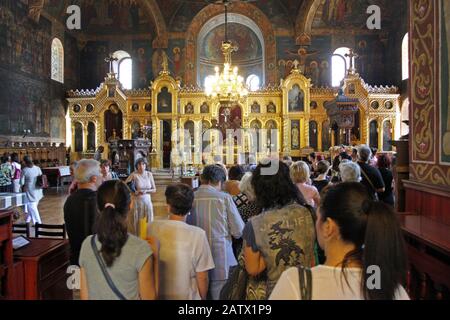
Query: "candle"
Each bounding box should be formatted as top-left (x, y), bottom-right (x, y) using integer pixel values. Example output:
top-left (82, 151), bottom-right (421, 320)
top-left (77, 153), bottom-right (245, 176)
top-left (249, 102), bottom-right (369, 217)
top-left (139, 218), bottom-right (148, 240)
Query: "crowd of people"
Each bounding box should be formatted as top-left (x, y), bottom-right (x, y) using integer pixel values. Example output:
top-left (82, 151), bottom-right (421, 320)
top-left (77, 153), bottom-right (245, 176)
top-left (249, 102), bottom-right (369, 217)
top-left (0, 153), bottom-right (45, 225)
top-left (62, 143), bottom-right (408, 301)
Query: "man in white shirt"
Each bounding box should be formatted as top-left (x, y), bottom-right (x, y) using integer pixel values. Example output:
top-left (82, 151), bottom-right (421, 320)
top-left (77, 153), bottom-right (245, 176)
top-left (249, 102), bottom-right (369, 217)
top-left (149, 183), bottom-right (215, 300)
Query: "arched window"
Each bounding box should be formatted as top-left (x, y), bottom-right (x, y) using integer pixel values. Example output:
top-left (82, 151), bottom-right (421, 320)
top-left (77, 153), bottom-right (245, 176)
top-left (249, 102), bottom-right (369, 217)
top-left (113, 51), bottom-right (132, 90)
top-left (332, 47), bottom-right (350, 87)
top-left (246, 74), bottom-right (261, 91)
top-left (51, 38), bottom-right (64, 83)
top-left (402, 33), bottom-right (409, 80)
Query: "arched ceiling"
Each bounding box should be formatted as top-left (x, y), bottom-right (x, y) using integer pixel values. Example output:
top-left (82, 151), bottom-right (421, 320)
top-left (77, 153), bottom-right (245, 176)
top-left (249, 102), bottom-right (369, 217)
top-left (38, 0), bottom-right (400, 43)
top-left (39, 0), bottom-right (305, 34)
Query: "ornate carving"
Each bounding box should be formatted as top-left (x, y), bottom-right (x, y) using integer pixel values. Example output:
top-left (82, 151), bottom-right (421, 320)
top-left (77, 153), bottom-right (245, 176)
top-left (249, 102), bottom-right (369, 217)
top-left (411, 0), bottom-right (435, 162)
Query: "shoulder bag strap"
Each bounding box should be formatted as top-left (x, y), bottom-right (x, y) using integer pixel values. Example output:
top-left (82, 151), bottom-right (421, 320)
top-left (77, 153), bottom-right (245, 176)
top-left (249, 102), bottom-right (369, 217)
top-left (90, 235), bottom-right (127, 300)
top-left (360, 167), bottom-right (376, 193)
top-left (297, 266), bottom-right (313, 300)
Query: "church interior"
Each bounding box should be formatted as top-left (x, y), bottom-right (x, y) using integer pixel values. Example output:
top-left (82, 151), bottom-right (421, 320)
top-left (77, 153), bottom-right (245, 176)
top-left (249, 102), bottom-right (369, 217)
top-left (0, 0), bottom-right (449, 302)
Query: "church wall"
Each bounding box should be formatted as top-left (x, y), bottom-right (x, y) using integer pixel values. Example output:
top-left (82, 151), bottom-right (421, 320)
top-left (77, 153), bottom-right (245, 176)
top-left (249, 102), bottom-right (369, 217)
top-left (406, 0), bottom-right (450, 223)
top-left (0, 0), bottom-right (74, 143)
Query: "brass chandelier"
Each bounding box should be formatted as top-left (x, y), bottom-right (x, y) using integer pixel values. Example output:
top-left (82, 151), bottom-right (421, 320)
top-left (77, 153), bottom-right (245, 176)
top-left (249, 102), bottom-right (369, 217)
top-left (205, 3), bottom-right (248, 103)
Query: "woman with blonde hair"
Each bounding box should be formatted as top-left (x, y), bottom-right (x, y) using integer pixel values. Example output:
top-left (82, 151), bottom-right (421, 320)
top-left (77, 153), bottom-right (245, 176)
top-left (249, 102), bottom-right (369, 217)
top-left (290, 161), bottom-right (320, 208)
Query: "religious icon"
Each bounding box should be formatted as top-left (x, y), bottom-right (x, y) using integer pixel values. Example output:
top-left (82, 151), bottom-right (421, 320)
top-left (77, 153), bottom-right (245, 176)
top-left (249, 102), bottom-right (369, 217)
top-left (145, 103), bottom-right (152, 112)
top-left (267, 102), bottom-right (276, 113)
top-left (86, 104), bottom-right (94, 113)
top-left (132, 103), bottom-right (139, 112)
top-left (109, 104), bottom-right (120, 114)
top-left (384, 100), bottom-right (394, 110)
top-left (185, 103), bottom-right (194, 114)
top-left (371, 101), bottom-right (380, 110)
top-left (73, 104), bottom-right (81, 113)
top-left (108, 86), bottom-right (115, 98)
top-left (291, 120), bottom-right (300, 150)
top-left (348, 83), bottom-right (356, 95)
top-left (310, 101), bottom-right (318, 110)
top-left (157, 87), bottom-right (172, 113)
top-left (200, 102), bottom-right (209, 114)
top-left (289, 84), bottom-right (305, 112)
top-left (251, 102), bottom-right (261, 113)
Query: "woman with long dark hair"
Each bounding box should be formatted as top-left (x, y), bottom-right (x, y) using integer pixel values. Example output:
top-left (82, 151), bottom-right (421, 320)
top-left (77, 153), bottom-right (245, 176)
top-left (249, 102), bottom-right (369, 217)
top-left (79, 180), bottom-right (156, 300)
top-left (242, 158), bottom-right (316, 299)
top-left (270, 182), bottom-right (409, 300)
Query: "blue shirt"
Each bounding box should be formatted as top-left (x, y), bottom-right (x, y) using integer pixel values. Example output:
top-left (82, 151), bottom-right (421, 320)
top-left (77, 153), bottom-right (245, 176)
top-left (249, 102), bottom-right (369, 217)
top-left (187, 185), bottom-right (244, 281)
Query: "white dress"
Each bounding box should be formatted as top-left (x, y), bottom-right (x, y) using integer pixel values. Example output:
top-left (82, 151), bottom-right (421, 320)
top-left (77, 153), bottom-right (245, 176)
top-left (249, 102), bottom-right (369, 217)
top-left (22, 166), bottom-right (43, 225)
top-left (12, 162), bottom-right (22, 193)
top-left (125, 171), bottom-right (156, 235)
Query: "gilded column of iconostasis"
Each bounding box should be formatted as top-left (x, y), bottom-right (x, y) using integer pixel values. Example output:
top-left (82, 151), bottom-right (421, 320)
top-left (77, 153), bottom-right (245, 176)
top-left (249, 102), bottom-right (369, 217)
top-left (281, 66), bottom-right (312, 158)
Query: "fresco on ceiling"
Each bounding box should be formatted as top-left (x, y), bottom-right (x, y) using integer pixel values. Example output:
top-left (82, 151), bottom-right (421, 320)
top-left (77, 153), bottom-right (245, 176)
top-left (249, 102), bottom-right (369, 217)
top-left (312, 0), bottom-right (393, 29)
top-left (199, 22), bottom-right (263, 87)
top-left (255, 0), bottom-right (291, 30)
top-left (201, 23), bottom-right (262, 63)
top-left (71, 0), bottom-right (153, 34)
top-left (170, 2), bottom-right (206, 32)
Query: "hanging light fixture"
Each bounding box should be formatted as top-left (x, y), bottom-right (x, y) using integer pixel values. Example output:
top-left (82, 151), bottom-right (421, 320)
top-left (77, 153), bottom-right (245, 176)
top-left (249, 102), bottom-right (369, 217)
top-left (205, 2), bottom-right (248, 103)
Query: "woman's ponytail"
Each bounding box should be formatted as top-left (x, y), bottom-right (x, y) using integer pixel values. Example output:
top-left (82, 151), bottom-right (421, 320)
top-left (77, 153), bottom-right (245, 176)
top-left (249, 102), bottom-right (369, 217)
top-left (362, 201), bottom-right (408, 300)
top-left (95, 180), bottom-right (131, 267)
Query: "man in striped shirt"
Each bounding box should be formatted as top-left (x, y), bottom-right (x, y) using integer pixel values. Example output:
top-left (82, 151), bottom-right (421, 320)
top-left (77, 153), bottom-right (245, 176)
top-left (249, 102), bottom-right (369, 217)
top-left (188, 165), bottom-right (245, 300)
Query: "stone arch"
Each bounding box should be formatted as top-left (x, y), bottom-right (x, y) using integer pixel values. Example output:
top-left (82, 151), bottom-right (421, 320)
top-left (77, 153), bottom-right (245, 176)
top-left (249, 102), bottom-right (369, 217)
top-left (185, 2), bottom-right (276, 85)
top-left (141, 0), bottom-right (169, 48)
top-left (295, 0), bottom-right (321, 43)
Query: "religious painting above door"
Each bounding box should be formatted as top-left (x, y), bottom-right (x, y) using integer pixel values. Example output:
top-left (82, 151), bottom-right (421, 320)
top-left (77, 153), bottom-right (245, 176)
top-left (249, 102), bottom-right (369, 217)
top-left (441, 0), bottom-right (450, 163)
top-left (157, 87), bottom-right (172, 113)
top-left (288, 85), bottom-right (305, 112)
